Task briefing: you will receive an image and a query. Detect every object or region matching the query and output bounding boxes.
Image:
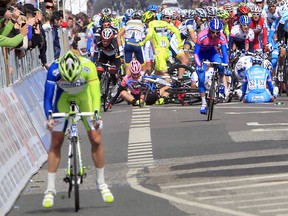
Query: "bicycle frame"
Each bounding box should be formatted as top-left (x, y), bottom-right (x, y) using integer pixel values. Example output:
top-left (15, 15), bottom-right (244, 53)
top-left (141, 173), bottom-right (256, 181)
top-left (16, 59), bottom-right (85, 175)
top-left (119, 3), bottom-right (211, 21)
top-left (48, 101), bottom-right (98, 212)
top-left (203, 61), bottom-right (228, 121)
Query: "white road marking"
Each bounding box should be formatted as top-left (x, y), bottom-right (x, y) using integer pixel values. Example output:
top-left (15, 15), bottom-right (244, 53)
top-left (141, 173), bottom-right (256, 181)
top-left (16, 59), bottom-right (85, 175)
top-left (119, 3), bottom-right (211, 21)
top-left (237, 201), bottom-right (288, 209)
top-left (260, 208), bottom-right (288, 213)
top-left (252, 128), bottom-right (288, 132)
top-left (126, 107), bottom-right (258, 216)
top-left (226, 111), bottom-right (282, 114)
top-left (176, 181), bottom-right (288, 195)
top-left (161, 173), bottom-right (288, 189)
top-left (128, 151), bottom-right (153, 156)
top-left (127, 169), bottom-right (257, 216)
top-left (217, 195), bottom-right (288, 205)
top-left (247, 122), bottom-right (288, 126)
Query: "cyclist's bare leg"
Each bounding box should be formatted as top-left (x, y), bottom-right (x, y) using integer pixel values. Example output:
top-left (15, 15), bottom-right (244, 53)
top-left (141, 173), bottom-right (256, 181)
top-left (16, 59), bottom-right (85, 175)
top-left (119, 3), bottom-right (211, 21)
top-left (47, 131), bottom-right (65, 173)
top-left (177, 52), bottom-right (190, 79)
top-left (43, 131), bottom-right (65, 208)
top-left (88, 129), bottom-right (114, 203)
top-left (120, 90), bottom-right (136, 103)
top-left (88, 130), bottom-right (104, 169)
top-left (278, 47), bottom-right (286, 67)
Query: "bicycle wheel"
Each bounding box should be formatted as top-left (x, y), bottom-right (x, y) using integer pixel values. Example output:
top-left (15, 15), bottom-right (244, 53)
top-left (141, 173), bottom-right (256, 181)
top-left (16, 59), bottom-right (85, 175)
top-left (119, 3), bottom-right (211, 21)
top-left (284, 57), bottom-right (288, 96)
top-left (103, 77), bottom-right (111, 112)
top-left (168, 64), bottom-right (194, 79)
top-left (71, 136), bottom-right (80, 212)
top-left (207, 74), bottom-right (216, 121)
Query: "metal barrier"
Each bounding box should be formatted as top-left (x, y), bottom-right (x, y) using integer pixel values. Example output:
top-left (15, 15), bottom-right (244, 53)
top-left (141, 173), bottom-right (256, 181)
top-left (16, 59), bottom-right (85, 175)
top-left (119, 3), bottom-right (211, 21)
top-left (0, 28), bottom-right (69, 88)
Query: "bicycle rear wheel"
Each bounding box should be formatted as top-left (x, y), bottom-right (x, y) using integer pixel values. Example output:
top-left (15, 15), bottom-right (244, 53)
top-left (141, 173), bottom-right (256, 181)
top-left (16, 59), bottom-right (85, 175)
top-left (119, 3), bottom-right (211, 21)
top-left (168, 64), bottom-right (194, 79)
top-left (207, 75), bottom-right (216, 121)
top-left (71, 136), bottom-right (80, 212)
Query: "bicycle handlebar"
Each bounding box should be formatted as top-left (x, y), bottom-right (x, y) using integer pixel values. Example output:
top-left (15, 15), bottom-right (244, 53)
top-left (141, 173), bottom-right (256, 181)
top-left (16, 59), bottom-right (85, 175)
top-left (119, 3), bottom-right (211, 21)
top-left (48, 110), bottom-right (98, 119)
top-left (202, 61), bottom-right (228, 67)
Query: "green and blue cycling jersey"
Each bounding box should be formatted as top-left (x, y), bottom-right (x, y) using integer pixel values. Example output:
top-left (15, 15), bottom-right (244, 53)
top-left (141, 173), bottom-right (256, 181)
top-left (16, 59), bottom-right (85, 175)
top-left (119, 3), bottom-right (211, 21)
top-left (44, 56), bottom-right (101, 130)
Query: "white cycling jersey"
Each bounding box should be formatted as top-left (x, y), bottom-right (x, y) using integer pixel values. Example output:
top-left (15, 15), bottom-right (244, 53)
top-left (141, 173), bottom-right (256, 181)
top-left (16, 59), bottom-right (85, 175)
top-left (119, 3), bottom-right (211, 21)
top-left (178, 19), bottom-right (196, 39)
top-left (230, 25), bottom-right (255, 42)
top-left (262, 7), bottom-right (280, 27)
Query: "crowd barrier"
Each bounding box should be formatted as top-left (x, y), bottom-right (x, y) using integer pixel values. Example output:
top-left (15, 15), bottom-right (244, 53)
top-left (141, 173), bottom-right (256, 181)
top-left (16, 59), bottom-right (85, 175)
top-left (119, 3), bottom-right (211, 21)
top-left (0, 28), bottom-right (69, 215)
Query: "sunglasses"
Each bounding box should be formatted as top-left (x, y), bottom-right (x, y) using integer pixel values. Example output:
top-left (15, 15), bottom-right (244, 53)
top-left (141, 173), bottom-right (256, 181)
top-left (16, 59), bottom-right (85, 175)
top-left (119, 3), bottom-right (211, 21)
top-left (210, 30), bottom-right (220, 35)
top-left (46, 5), bottom-right (54, 9)
top-left (252, 13), bottom-right (260, 16)
top-left (164, 16), bottom-right (172, 20)
top-left (268, 5), bottom-right (276, 7)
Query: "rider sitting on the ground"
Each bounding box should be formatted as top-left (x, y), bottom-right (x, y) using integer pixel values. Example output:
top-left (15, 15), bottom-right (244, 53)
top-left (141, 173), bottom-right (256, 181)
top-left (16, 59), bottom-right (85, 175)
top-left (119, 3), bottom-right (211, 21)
top-left (241, 55), bottom-right (277, 103)
top-left (117, 59), bottom-right (159, 106)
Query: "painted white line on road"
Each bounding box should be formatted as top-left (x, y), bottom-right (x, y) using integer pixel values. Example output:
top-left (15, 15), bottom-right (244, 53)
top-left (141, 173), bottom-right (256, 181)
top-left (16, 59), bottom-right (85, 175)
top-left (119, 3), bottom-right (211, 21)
top-left (197, 190), bottom-right (288, 201)
top-left (128, 151), bottom-right (153, 156)
top-left (128, 149), bottom-right (152, 153)
top-left (161, 173), bottom-right (288, 189)
top-left (237, 201), bottom-right (288, 209)
top-left (128, 154), bottom-right (153, 159)
top-left (127, 105), bottom-right (258, 216)
top-left (128, 142), bottom-right (152, 146)
top-left (247, 122), bottom-right (288, 126)
top-left (128, 158), bottom-right (154, 162)
top-left (260, 208), bottom-right (288, 213)
top-left (128, 145), bottom-right (152, 150)
top-left (217, 195), bottom-right (288, 205)
top-left (131, 120), bottom-right (150, 124)
top-left (130, 124), bottom-right (150, 128)
top-left (127, 160), bottom-right (154, 165)
top-left (226, 111), bottom-right (282, 114)
top-left (132, 115), bottom-right (150, 118)
top-left (127, 168), bottom-right (257, 216)
top-left (252, 128), bottom-right (288, 132)
top-left (176, 181), bottom-right (288, 195)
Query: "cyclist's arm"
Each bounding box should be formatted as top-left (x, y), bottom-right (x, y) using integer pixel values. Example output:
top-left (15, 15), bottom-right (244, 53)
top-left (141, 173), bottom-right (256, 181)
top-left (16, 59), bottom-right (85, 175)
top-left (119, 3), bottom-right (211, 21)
top-left (168, 24), bottom-right (182, 47)
top-left (44, 63), bottom-right (58, 119)
top-left (228, 35), bottom-right (235, 52)
top-left (194, 43), bottom-right (202, 66)
top-left (117, 27), bottom-right (125, 47)
top-left (83, 59), bottom-right (102, 115)
top-left (266, 71), bottom-right (274, 94)
top-left (141, 22), bottom-right (154, 44)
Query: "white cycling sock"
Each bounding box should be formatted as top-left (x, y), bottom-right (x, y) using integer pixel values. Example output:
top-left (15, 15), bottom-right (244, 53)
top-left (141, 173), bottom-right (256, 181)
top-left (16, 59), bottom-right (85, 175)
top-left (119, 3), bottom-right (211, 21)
top-left (96, 167), bottom-right (105, 184)
top-left (201, 97), bottom-right (206, 106)
top-left (47, 172), bottom-right (56, 190)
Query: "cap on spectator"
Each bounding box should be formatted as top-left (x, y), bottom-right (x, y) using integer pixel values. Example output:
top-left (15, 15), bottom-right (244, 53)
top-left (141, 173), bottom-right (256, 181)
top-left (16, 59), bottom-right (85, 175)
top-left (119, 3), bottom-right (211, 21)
top-left (255, 0), bottom-right (264, 2)
top-left (0, 6), bottom-right (7, 17)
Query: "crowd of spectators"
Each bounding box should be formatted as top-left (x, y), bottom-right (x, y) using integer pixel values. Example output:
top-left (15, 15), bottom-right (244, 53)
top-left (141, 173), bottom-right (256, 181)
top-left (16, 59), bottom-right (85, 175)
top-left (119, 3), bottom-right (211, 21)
top-left (0, 0), bottom-right (91, 70)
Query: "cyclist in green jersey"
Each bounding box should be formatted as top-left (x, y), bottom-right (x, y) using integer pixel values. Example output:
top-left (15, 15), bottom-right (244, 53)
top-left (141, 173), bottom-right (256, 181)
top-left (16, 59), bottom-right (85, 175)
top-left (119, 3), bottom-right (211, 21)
top-left (42, 51), bottom-right (114, 208)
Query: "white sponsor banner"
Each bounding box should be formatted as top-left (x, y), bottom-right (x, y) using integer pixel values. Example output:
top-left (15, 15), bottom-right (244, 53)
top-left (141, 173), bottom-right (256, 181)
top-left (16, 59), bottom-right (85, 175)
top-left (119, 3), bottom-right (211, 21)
top-left (13, 69), bottom-right (51, 150)
top-left (0, 87), bottom-right (47, 216)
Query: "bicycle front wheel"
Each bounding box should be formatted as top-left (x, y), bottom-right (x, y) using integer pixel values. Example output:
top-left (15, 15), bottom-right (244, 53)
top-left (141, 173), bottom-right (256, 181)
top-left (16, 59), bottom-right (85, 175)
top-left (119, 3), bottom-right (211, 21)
top-left (72, 136), bottom-right (80, 212)
top-left (207, 75), bottom-right (216, 121)
top-left (103, 77), bottom-right (111, 112)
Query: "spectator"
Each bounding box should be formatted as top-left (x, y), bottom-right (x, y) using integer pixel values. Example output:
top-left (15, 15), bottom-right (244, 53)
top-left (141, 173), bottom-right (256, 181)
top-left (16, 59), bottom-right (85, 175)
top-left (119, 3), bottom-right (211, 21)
top-left (50, 11), bottom-right (61, 59)
top-left (0, 5), bottom-right (28, 48)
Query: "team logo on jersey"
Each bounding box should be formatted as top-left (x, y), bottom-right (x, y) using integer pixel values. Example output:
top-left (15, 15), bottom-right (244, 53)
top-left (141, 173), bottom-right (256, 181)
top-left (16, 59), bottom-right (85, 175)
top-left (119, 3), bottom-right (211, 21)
top-left (82, 66), bottom-right (90, 73)
top-left (52, 69), bottom-right (59, 76)
top-left (199, 35), bottom-right (208, 42)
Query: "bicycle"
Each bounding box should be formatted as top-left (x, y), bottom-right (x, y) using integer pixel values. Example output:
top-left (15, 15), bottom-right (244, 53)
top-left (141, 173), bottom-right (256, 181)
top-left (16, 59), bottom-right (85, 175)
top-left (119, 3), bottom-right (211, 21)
top-left (97, 62), bottom-right (119, 112)
top-left (276, 42), bottom-right (288, 96)
top-left (203, 61), bottom-right (228, 121)
top-left (48, 101), bottom-right (98, 212)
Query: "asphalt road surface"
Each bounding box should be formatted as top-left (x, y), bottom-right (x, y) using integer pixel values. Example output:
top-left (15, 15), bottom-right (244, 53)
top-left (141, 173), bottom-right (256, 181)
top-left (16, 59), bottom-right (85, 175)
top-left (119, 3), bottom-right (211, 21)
top-left (7, 96), bottom-right (288, 216)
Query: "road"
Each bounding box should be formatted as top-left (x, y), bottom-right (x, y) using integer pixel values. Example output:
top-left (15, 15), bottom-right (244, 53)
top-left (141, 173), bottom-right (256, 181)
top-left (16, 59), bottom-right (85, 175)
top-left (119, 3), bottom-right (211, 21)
top-left (7, 96), bottom-right (288, 216)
